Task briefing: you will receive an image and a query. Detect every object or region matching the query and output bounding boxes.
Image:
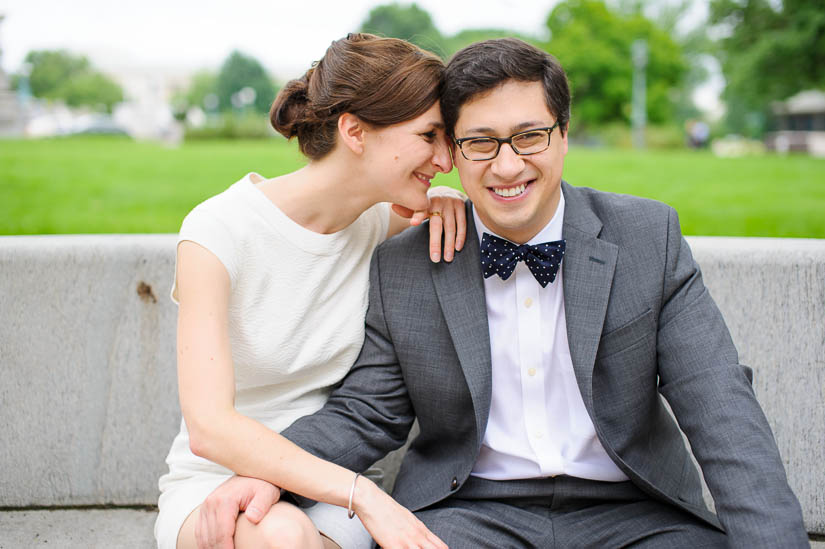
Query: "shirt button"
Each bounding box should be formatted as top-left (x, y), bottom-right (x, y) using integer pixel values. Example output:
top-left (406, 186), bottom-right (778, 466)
top-left (535, 432), bottom-right (544, 439)
top-left (524, 297), bottom-right (533, 308)
top-left (528, 368), bottom-right (537, 377)
top-left (450, 477), bottom-right (459, 490)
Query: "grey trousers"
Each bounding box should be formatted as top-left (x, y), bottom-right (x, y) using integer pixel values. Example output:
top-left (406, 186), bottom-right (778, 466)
top-left (413, 475), bottom-right (726, 549)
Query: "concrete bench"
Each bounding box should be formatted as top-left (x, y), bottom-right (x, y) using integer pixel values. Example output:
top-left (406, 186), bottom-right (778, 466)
top-left (1, 235), bottom-right (823, 547)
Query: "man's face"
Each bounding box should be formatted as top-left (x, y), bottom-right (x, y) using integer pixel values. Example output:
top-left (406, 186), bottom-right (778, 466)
top-left (452, 79), bottom-right (568, 244)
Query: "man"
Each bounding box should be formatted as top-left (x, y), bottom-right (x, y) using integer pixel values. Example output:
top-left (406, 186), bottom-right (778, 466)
top-left (201, 38), bottom-right (807, 547)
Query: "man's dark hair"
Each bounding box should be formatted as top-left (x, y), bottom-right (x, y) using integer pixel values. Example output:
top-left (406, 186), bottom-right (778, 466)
top-left (441, 38), bottom-right (571, 138)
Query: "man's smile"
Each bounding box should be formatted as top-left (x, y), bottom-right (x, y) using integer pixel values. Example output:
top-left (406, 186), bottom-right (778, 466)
top-left (489, 180), bottom-right (534, 200)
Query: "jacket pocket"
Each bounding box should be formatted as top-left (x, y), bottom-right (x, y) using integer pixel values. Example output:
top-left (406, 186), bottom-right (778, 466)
top-left (596, 308), bottom-right (654, 361)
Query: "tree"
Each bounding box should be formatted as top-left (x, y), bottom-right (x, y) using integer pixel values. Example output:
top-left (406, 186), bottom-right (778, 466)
top-left (215, 51), bottom-right (276, 114)
top-left (442, 29), bottom-right (541, 59)
top-left (184, 71), bottom-right (219, 112)
top-left (544, 0), bottom-right (687, 129)
top-left (21, 49), bottom-right (123, 112)
top-left (25, 50), bottom-right (89, 97)
top-left (60, 72), bottom-right (123, 112)
top-left (709, 0), bottom-right (825, 136)
top-left (171, 70), bottom-right (219, 120)
top-left (360, 3), bottom-right (445, 56)
top-left (615, 0), bottom-right (716, 122)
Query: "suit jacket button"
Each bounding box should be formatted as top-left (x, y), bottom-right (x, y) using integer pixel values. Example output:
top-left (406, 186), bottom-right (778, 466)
top-left (450, 477), bottom-right (459, 490)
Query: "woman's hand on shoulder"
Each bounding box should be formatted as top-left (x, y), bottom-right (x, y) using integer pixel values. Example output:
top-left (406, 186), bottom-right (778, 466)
top-left (390, 185), bottom-right (467, 263)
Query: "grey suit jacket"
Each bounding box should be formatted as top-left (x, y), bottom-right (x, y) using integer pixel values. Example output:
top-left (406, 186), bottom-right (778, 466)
top-left (283, 181), bottom-right (807, 546)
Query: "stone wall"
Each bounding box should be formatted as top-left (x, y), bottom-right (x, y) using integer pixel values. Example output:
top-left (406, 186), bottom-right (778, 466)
top-left (1, 234), bottom-right (823, 541)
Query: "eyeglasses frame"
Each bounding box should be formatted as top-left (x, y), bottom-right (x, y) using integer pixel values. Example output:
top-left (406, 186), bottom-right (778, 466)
top-left (453, 121), bottom-right (560, 161)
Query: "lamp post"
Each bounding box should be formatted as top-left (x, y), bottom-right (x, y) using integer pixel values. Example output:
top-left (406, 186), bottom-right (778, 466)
top-left (632, 39), bottom-right (648, 150)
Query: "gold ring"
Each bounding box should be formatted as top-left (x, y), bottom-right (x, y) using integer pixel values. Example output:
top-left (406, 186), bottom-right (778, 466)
top-left (429, 211), bottom-right (442, 218)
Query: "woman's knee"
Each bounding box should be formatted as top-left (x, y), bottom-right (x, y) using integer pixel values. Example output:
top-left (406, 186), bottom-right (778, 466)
top-left (236, 501), bottom-right (323, 549)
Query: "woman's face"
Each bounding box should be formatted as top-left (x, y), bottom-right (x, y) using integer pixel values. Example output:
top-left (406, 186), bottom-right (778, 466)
top-left (364, 102), bottom-right (452, 211)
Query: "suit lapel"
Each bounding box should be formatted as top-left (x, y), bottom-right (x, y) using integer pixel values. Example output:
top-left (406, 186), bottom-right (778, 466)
top-left (561, 182), bottom-right (618, 411)
top-left (431, 201), bottom-right (492, 442)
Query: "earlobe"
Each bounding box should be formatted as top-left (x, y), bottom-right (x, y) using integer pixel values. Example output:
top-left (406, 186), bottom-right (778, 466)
top-left (338, 113), bottom-right (365, 155)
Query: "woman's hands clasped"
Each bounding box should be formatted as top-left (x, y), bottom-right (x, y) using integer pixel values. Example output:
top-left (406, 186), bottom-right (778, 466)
top-left (194, 474), bottom-right (448, 549)
top-left (391, 185), bottom-right (467, 263)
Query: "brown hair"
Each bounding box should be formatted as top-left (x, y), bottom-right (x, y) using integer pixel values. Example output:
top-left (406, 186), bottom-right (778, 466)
top-left (271, 33), bottom-right (444, 160)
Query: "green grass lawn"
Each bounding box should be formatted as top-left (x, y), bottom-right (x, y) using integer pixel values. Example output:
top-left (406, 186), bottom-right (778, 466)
top-left (2, 136), bottom-right (824, 237)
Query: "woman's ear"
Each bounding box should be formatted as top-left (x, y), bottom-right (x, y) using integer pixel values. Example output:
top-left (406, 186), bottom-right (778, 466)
top-left (338, 113), bottom-right (365, 155)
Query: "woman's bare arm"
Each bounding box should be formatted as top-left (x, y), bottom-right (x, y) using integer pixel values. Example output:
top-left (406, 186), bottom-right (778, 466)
top-left (175, 240), bottom-right (446, 549)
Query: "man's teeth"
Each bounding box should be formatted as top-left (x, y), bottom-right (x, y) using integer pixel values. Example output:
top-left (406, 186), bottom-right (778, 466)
top-left (493, 183), bottom-right (526, 197)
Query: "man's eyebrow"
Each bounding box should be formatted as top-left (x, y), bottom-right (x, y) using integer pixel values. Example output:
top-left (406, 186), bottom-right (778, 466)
top-left (462, 121), bottom-right (550, 135)
top-left (463, 126), bottom-right (496, 135)
top-left (512, 120), bottom-right (549, 132)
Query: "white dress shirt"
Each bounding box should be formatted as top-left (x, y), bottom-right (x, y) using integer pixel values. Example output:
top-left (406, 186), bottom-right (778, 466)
top-left (471, 195), bottom-right (628, 481)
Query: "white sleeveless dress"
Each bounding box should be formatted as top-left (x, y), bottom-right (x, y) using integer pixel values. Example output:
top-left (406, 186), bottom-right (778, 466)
top-left (155, 173), bottom-right (389, 549)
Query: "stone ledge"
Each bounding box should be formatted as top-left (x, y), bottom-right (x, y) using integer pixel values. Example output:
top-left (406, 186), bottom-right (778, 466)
top-left (1, 235), bottom-right (823, 538)
top-left (0, 509), bottom-right (823, 548)
top-left (0, 509), bottom-right (157, 548)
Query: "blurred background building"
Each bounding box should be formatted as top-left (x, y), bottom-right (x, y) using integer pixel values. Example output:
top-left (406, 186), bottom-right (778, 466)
top-left (767, 90), bottom-right (825, 157)
top-left (0, 15), bottom-right (25, 137)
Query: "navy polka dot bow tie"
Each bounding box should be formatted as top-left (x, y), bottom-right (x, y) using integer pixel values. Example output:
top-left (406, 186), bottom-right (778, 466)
top-left (480, 232), bottom-right (566, 288)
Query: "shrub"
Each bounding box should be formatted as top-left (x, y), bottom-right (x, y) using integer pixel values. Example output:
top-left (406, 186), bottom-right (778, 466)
top-left (184, 113), bottom-right (276, 140)
top-left (572, 122), bottom-right (687, 149)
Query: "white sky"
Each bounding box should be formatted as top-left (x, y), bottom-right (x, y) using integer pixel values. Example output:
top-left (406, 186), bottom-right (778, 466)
top-left (0, 0), bottom-right (552, 78)
top-left (0, 0), bottom-right (722, 114)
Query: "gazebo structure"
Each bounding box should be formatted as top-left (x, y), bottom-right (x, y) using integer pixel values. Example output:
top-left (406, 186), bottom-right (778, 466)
top-left (0, 15), bottom-right (25, 137)
top-left (765, 89), bottom-right (825, 157)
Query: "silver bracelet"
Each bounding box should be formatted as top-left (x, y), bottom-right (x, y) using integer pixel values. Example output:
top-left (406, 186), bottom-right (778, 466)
top-left (347, 472), bottom-right (362, 519)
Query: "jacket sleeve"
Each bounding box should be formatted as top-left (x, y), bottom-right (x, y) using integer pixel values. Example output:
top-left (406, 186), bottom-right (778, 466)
top-left (655, 208), bottom-right (808, 546)
top-left (281, 245), bottom-right (416, 473)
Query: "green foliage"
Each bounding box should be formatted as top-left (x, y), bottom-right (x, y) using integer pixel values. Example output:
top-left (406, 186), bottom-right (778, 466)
top-left (21, 49), bottom-right (123, 112)
top-left (2, 137), bottom-right (824, 237)
top-left (594, 122), bottom-right (686, 149)
top-left (709, 0), bottom-right (825, 136)
top-left (360, 2), bottom-right (445, 56)
top-left (442, 29), bottom-right (541, 59)
top-left (187, 71), bottom-right (219, 110)
top-left (184, 112), bottom-right (274, 140)
top-left (545, 0), bottom-right (688, 130)
top-left (216, 51), bottom-right (277, 114)
top-left (171, 70), bottom-right (219, 119)
top-left (60, 71), bottom-right (124, 112)
top-left (620, 0), bottom-right (716, 122)
top-left (358, 4), bottom-right (539, 60)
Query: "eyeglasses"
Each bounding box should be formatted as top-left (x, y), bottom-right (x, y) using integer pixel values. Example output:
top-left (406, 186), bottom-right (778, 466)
top-left (454, 122), bottom-right (560, 161)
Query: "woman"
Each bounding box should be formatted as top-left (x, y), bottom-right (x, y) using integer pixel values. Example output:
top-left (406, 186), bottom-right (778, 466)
top-left (155, 34), bottom-right (463, 549)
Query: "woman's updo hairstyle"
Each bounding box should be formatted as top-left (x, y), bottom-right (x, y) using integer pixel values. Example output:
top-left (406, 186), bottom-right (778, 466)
top-left (271, 33), bottom-right (444, 161)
